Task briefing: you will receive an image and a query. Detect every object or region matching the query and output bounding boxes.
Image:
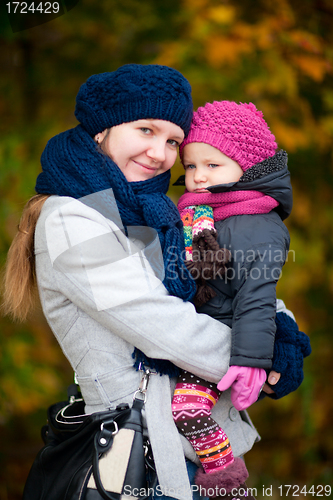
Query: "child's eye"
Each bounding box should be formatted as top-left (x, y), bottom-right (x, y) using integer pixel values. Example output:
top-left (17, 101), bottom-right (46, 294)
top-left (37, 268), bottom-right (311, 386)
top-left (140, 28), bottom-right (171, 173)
top-left (140, 127), bottom-right (152, 134)
top-left (184, 164), bottom-right (195, 170)
top-left (208, 163), bottom-right (219, 168)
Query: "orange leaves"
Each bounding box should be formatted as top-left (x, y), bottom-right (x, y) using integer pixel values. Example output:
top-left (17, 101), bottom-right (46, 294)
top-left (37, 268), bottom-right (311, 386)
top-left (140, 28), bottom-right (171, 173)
top-left (284, 29), bottom-right (330, 82)
top-left (288, 29), bottom-right (323, 54)
top-left (165, 0), bottom-right (333, 157)
top-left (291, 55), bottom-right (328, 82)
top-left (270, 119), bottom-right (311, 152)
top-left (205, 34), bottom-right (252, 67)
top-left (183, 0), bottom-right (209, 10)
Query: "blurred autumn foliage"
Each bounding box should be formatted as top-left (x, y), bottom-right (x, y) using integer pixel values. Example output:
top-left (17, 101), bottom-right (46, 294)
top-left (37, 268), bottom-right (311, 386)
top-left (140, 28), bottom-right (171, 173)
top-left (0, 0), bottom-right (333, 498)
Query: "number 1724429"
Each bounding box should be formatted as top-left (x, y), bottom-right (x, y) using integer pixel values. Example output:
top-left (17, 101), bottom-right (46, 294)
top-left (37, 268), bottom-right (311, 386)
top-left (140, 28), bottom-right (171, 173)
top-left (277, 484), bottom-right (331, 496)
top-left (6, 2), bottom-right (60, 14)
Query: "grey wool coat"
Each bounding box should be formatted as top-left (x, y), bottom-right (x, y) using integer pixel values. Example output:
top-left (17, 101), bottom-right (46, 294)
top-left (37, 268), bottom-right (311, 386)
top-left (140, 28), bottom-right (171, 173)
top-left (34, 192), bottom-right (286, 500)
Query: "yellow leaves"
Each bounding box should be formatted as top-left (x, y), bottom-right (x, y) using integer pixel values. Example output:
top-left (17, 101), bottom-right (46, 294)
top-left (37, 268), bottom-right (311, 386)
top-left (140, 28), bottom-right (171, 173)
top-left (0, 364), bottom-right (62, 416)
top-left (321, 115), bottom-right (333, 137)
top-left (2, 377), bottom-right (44, 414)
top-left (262, 97), bottom-right (330, 152)
top-left (278, 235), bottom-right (323, 299)
top-left (323, 89), bottom-right (333, 110)
top-left (311, 396), bottom-right (329, 430)
top-left (276, 184), bottom-right (330, 306)
top-left (32, 368), bottom-right (61, 393)
top-left (181, 2), bottom-right (236, 41)
top-left (0, 318), bottom-right (67, 418)
top-left (247, 58), bottom-right (298, 100)
top-left (290, 188), bottom-right (312, 226)
top-left (321, 91), bottom-right (333, 137)
top-left (206, 5), bottom-right (235, 25)
top-left (2, 369), bottom-right (60, 415)
top-left (279, 186), bottom-right (330, 308)
top-left (154, 41), bottom-right (184, 68)
top-left (11, 341), bottom-right (30, 368)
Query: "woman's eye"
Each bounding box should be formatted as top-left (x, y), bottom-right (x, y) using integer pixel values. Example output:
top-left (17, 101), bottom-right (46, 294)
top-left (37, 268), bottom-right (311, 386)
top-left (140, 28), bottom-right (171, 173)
top-left (167, 139), bottom-right (179, 147)
top-left (140, 127), bottom-right (152, 134)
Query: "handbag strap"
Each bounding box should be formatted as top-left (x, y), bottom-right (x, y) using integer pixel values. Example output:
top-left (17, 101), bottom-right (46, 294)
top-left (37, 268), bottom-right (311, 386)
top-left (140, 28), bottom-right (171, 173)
top-left (91, 365), bottom-right (152, 500)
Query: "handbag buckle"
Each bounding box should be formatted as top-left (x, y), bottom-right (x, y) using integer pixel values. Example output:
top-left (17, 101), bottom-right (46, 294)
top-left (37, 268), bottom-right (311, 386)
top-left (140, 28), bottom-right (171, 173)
top-left (100, 420), bottom-right (118, 435)
top-left (133, 362), bottom-right (155, 403)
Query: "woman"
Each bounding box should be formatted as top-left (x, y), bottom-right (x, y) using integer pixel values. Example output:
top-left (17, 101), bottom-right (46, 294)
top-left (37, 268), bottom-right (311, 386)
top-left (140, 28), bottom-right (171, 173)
top-left (3, 64), bottom-right (296, 500)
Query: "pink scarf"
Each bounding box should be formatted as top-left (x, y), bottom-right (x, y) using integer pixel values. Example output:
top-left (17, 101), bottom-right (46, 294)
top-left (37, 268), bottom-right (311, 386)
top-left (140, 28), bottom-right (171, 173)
top-left (178, 189), bottom-right (279, 221)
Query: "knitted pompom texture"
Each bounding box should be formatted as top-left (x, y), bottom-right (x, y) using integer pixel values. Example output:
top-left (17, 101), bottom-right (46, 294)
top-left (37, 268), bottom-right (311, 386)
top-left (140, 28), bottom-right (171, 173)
top-left (75, 64), bottom-right (193, 137)
top-left (180, 101), bottom-right (277, 171)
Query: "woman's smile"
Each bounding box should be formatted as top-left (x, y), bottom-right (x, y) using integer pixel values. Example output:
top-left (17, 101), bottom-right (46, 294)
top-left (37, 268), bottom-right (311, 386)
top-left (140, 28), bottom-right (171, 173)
top-left (131, 159), bottom-right (159, 173)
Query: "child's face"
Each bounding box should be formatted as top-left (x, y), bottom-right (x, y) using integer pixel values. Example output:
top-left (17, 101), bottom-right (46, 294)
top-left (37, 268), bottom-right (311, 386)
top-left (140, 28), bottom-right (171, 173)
top-left (182, 142), bottom-right (243, 193)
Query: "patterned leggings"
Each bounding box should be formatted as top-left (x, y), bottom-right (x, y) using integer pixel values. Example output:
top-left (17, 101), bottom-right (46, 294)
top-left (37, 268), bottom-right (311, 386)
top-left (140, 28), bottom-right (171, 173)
top-left (172, 370), bottom-right (234, 474)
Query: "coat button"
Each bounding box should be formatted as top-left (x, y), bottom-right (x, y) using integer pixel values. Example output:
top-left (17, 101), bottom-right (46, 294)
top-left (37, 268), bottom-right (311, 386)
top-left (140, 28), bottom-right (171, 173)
top-left (229, 406), bottom-right (238, 421)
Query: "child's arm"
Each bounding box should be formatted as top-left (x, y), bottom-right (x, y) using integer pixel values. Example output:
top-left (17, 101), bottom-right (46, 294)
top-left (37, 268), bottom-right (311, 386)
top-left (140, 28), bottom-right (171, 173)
top-left (207, 214), bottom-right (289, 408)
top-left (217, 214), bottom-right (290, 370)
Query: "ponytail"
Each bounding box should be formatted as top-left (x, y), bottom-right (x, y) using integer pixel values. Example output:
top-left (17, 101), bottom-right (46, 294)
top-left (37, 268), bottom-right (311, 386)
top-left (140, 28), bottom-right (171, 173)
top-left (2, 194), bottom-right (50, 321)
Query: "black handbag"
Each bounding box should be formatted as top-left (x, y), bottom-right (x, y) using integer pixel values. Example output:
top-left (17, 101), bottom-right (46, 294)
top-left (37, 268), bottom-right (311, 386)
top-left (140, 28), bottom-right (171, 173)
top-left (23, 368), bottom-right (155, 500)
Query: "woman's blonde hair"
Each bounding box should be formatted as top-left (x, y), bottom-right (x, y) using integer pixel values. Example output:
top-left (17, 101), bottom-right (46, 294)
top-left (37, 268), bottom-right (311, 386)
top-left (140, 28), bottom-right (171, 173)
top-left (2, 129), bottom-right (111, 322)
top-left (2, 194), bottom-right (50, 321)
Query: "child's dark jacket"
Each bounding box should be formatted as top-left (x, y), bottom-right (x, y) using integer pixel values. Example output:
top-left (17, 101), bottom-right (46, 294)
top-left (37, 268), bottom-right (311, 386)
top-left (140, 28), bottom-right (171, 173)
top-left (196, 151), bottom-right (292, 370)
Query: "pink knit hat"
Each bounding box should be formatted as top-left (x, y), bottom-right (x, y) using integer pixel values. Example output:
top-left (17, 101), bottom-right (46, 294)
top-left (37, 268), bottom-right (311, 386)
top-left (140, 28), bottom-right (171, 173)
top-left (180, 101), bottom-right (277, 171)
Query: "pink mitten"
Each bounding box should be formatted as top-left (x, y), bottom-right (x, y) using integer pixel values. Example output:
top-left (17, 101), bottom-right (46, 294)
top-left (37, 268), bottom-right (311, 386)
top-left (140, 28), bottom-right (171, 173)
top-left (217, 366), bottom-right (266, 411)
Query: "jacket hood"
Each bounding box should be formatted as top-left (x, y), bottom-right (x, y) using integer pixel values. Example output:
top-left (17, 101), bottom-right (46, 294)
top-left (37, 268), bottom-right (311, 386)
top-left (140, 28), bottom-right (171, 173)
top-left (206, 150), bottom-right (292, 220)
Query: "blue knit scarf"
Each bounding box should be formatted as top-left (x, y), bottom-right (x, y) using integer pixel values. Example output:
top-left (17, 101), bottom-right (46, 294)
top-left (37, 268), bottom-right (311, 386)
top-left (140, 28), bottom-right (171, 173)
top-left (36, 124), bottom-right (196, 376)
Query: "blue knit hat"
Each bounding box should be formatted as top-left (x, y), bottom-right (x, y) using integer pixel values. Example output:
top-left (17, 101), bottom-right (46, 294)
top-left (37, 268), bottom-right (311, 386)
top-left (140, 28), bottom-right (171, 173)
top-left (266, 312), bottom-right (312, 399)
top-left (75, 64), bottom-right (193, 137)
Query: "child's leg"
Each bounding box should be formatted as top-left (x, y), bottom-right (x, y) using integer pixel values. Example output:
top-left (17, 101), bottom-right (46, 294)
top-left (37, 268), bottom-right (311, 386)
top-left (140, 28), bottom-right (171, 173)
top-left (172, 370), bottom-right (234, 472)
top-left (172, 370), bottom-right (248, 494)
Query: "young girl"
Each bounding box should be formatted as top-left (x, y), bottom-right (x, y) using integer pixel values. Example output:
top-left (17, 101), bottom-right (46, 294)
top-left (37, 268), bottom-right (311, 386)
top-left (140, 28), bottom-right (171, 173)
top-left (172, 101), bottom-right (311, 495)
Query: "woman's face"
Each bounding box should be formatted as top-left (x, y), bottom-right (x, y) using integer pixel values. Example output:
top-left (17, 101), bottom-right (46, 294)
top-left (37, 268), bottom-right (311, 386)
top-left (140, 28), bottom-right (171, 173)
top-left (96, 119), bottom-right (185, 182)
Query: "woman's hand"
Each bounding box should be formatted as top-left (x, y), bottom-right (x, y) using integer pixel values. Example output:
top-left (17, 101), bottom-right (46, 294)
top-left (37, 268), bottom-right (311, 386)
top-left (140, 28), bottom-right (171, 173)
top-left (262, 370), bottom-right (281, 394)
